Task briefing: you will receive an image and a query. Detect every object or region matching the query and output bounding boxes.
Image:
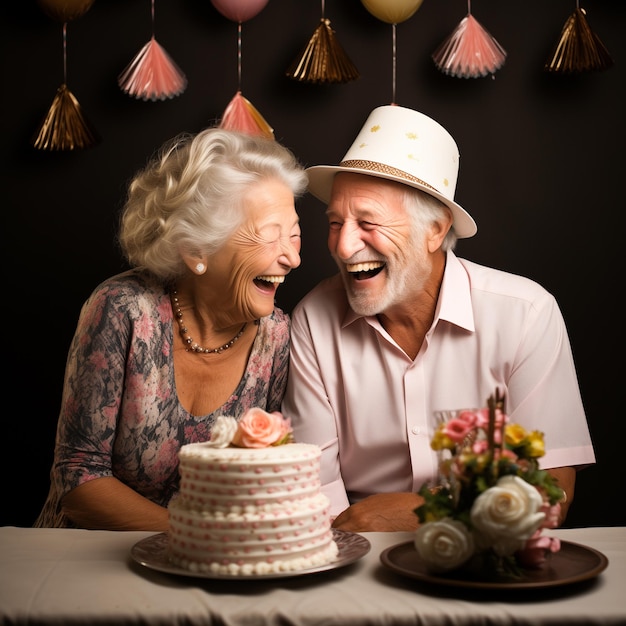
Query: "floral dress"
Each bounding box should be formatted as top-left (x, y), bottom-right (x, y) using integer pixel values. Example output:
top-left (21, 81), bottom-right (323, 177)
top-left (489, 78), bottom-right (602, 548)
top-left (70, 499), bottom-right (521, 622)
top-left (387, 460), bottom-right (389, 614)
top-left (34, 269), bottom-right (291, 528)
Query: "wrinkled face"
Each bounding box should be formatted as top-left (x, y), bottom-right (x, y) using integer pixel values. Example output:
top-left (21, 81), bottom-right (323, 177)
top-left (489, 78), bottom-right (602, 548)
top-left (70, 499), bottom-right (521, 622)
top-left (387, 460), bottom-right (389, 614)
top-left (326, 173), bottom-right (433, 316)
top-left (208, 178), bottom-right (301, 321)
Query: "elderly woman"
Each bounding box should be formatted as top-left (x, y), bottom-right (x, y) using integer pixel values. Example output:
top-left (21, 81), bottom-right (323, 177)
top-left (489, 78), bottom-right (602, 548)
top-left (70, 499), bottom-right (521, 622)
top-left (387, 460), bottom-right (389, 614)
top-left (35, 128), bottom-right (307, 531)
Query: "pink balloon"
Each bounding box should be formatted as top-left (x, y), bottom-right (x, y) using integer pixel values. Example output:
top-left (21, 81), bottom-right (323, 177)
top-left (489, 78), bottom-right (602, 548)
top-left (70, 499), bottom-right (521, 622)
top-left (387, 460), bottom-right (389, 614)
top-left (211, 0), bottom-right (269, 23)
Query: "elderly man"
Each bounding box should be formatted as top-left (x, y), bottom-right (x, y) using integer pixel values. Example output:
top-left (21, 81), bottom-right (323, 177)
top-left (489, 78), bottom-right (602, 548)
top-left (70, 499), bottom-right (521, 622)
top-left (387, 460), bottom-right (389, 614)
top-left (283, 104), bottom-right (594, 532)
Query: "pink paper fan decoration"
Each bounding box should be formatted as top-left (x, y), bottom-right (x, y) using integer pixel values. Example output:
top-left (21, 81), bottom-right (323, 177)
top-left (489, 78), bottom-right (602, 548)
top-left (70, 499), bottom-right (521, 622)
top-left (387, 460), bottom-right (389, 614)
top-left (433, 12), bottom-right (506, 79)
top-left (219, 91), bottom-right (274, 140)
top-left (118, 36), bottom-right (187, 101)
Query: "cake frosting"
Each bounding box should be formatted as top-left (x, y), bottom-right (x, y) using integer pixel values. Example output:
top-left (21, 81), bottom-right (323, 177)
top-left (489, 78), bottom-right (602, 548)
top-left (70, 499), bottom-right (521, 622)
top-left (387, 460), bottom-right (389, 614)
top-left (168, 411), bottom-right (338, 575)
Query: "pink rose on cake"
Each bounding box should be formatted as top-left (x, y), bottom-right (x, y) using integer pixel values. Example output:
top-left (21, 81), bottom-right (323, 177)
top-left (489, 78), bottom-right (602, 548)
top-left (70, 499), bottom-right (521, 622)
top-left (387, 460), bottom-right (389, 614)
top-left (206, 409), bottom-right (294, 449)
top-left (232, 408), bottom-right (293, 448)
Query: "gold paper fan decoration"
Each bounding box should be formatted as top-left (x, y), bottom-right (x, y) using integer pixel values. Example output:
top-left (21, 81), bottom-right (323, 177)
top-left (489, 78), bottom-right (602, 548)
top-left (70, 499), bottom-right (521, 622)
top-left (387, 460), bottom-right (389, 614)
top-left (33, 5), bottom-right (99, 151)
top-left (545, 6), bottom-right (613, 74)
top-left (287, 17), bottom-right (359, 84)
top-left (33, 83), bottom-right (99, 151)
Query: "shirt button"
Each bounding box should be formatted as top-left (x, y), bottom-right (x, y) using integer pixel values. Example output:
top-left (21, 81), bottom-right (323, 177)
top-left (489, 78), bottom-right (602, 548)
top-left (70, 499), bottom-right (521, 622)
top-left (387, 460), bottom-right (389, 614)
top-left (411, 426), bottom-right (422, 435)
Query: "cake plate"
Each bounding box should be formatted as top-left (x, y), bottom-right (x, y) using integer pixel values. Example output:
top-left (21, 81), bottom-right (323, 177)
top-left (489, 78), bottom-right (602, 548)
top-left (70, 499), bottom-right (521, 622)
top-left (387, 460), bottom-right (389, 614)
top-left (131, 529), bottom-right (371, 580)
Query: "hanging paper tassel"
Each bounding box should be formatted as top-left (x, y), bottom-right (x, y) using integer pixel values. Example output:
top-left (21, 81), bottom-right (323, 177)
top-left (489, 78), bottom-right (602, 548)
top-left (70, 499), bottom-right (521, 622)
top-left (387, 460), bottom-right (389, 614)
top-left (544, 7), bottom-right (613, 74)
top-left (32, 16), bottom-right (98, 151)
top-left (33, 83), bottom-right (99, 151)
top-left (287, 17), bottom-right (359, 84)
top-left (219, 91), bottom-right (274, 140)
top-left (118, 36), bottom-right (187, 101)
top-left (432, 13), bottom-right (506, 79)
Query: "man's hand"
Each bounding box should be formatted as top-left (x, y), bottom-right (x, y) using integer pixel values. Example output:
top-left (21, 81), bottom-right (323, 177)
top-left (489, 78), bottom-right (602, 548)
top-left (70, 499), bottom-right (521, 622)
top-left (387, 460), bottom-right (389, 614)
top-left (332, 492), bottom-right (425, 532)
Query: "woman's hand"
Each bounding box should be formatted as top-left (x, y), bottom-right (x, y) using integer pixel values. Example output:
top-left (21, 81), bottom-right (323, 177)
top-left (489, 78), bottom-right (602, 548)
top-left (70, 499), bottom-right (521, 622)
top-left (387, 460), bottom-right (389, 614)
top-left (61, 476), bottom-right (169, 531)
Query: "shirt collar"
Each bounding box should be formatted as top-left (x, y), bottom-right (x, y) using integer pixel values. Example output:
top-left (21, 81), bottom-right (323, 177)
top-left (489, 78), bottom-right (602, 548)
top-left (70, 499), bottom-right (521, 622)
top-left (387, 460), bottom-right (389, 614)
top-left (341, 249), bottom-right (475, 332)
top-left (436, 249), bottom-right (475, 332)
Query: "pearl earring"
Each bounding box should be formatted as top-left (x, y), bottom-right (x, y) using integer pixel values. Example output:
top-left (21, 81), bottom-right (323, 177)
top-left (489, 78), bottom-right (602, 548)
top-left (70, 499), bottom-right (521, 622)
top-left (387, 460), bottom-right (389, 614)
top-left (195, 263), bottom-right (206, 274)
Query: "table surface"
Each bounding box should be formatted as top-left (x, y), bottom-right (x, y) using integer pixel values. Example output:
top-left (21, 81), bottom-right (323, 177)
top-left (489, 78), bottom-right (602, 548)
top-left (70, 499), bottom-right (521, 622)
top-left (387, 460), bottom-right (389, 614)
top-left (1, 525), bottom-right (625, 626)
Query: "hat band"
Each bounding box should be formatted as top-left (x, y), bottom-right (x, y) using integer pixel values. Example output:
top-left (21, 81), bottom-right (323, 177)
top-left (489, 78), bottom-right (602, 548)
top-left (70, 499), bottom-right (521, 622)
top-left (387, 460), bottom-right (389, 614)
top-left (339, 160), bottom-right (439, 194)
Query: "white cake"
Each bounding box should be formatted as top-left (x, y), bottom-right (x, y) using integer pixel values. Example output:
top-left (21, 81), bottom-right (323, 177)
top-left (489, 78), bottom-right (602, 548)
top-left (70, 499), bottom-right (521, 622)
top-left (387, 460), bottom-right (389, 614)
top-left (168, 441), bottom-right (338, 575)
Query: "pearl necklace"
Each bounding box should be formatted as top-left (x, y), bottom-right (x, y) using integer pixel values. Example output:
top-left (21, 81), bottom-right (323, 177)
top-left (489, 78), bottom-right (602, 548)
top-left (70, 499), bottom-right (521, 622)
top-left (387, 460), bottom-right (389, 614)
top-left (171, 291), bottom-right (247, 355)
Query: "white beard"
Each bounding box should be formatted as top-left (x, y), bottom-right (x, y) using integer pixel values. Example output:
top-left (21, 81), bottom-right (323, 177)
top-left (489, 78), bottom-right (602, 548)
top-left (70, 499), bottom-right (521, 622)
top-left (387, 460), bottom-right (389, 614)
top-left (341, 240), bottom-right (432, 317)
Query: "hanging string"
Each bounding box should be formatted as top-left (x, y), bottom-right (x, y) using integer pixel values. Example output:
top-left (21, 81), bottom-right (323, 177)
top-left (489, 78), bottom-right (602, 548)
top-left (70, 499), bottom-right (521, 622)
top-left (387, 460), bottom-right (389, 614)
top-left (237, 22), bottom-right (243, 90)
top-left (392, 23), bottom-right (397, 104)
top-left (62, 22), bottom-right (68, 83)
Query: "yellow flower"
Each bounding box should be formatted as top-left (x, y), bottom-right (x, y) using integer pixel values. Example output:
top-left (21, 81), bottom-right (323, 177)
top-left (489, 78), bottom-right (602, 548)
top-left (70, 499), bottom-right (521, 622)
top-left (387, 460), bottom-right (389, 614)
top-left (504, 423), bottom-right (527, 447)
top-left (525, 431), bottom-right (545, 458)
top-left (431, 428), bottom-right (455, 451)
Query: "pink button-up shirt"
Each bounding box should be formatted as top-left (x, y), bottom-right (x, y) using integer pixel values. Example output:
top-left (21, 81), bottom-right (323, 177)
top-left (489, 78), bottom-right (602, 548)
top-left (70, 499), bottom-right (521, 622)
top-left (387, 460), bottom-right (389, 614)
top-left (283, 251), bottom-right (595, 516)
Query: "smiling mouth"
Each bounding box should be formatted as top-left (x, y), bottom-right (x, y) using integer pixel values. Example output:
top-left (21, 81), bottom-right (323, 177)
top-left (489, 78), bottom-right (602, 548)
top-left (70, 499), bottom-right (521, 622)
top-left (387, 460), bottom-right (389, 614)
top-left (254, 275), bottom-right (285, 288)
top-left (346, 261), bottom-right (385, 281)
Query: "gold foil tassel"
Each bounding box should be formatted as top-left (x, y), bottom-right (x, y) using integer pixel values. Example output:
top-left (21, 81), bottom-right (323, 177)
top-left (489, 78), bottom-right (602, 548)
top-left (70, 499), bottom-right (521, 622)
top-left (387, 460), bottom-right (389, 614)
top-left (286, 17), bottom-right (359, 84)
top-left (545, 7), bottom-right (613, 73)
top-left (32, 83), bottom-right (99, 151)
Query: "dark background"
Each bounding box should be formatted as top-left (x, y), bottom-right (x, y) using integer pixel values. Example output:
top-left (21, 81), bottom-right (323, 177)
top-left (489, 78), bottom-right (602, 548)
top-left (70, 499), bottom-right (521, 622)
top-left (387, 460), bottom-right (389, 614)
top-left (2, 0), bottom-right (624, 528)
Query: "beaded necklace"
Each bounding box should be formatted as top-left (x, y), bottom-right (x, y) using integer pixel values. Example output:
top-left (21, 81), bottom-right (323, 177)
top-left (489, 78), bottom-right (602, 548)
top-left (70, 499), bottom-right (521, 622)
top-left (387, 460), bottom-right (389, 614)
top-left (171, 290), bottom-right (247, 354)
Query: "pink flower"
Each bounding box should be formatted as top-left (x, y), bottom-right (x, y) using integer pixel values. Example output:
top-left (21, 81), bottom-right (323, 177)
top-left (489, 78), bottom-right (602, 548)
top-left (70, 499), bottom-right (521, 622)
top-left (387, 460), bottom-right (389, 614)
top-left (494, 447), bottom-right (518, 462)
top-left (442, 417), bottom-right (475, 443)
top-left (515, 530), bottom-right (561, 568)
top-left (231, 408), bottom-right (293, 448)
top-left (539, 501), bottom-right (562, 529)
top-left (474, 407), bottom-right (507, 431)
top-left (472, 439), bottom-right (489, 455)
top-left (457, 410), bottom-right (479, 427)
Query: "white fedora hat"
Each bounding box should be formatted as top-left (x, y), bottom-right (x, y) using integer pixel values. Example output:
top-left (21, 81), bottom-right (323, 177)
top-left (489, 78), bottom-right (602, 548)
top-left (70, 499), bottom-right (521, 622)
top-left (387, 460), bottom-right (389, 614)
top-left (306, 104), bottom-right (477, 238)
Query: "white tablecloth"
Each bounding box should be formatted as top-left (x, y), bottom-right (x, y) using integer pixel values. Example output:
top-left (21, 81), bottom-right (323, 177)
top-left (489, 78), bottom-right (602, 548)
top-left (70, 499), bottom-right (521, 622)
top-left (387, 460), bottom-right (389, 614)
top-left (1, 526), bottom-right (625, 625)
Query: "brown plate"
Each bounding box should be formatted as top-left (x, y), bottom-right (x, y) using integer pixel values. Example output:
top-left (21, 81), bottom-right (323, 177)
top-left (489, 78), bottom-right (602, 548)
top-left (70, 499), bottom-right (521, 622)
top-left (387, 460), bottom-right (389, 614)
top-left (380, 540), bottom-right (608, 590)
top-left (131, 529), bottom-right (370, 580)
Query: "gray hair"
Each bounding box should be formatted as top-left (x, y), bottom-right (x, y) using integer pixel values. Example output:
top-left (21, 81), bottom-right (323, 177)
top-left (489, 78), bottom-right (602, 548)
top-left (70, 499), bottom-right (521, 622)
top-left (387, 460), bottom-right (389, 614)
top-left (402, 187), bottom-right (458, 252)
top-left (118, 128), bottom-right (308, 281)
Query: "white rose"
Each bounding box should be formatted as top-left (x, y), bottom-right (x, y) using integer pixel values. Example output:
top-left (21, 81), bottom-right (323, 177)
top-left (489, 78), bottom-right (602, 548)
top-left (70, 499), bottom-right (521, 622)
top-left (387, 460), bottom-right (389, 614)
top-left (206, 416), bottom-right (238, 448)
top-left (414, 518), bottom-right (475, 572)
top-left (470, 475), bottom-right (546, 556)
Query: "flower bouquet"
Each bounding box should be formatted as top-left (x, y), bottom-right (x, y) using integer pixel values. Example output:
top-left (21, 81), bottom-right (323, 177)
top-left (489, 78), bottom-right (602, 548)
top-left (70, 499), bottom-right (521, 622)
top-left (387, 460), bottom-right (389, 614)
top-left (414, 389), bottom-right (564, 577)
